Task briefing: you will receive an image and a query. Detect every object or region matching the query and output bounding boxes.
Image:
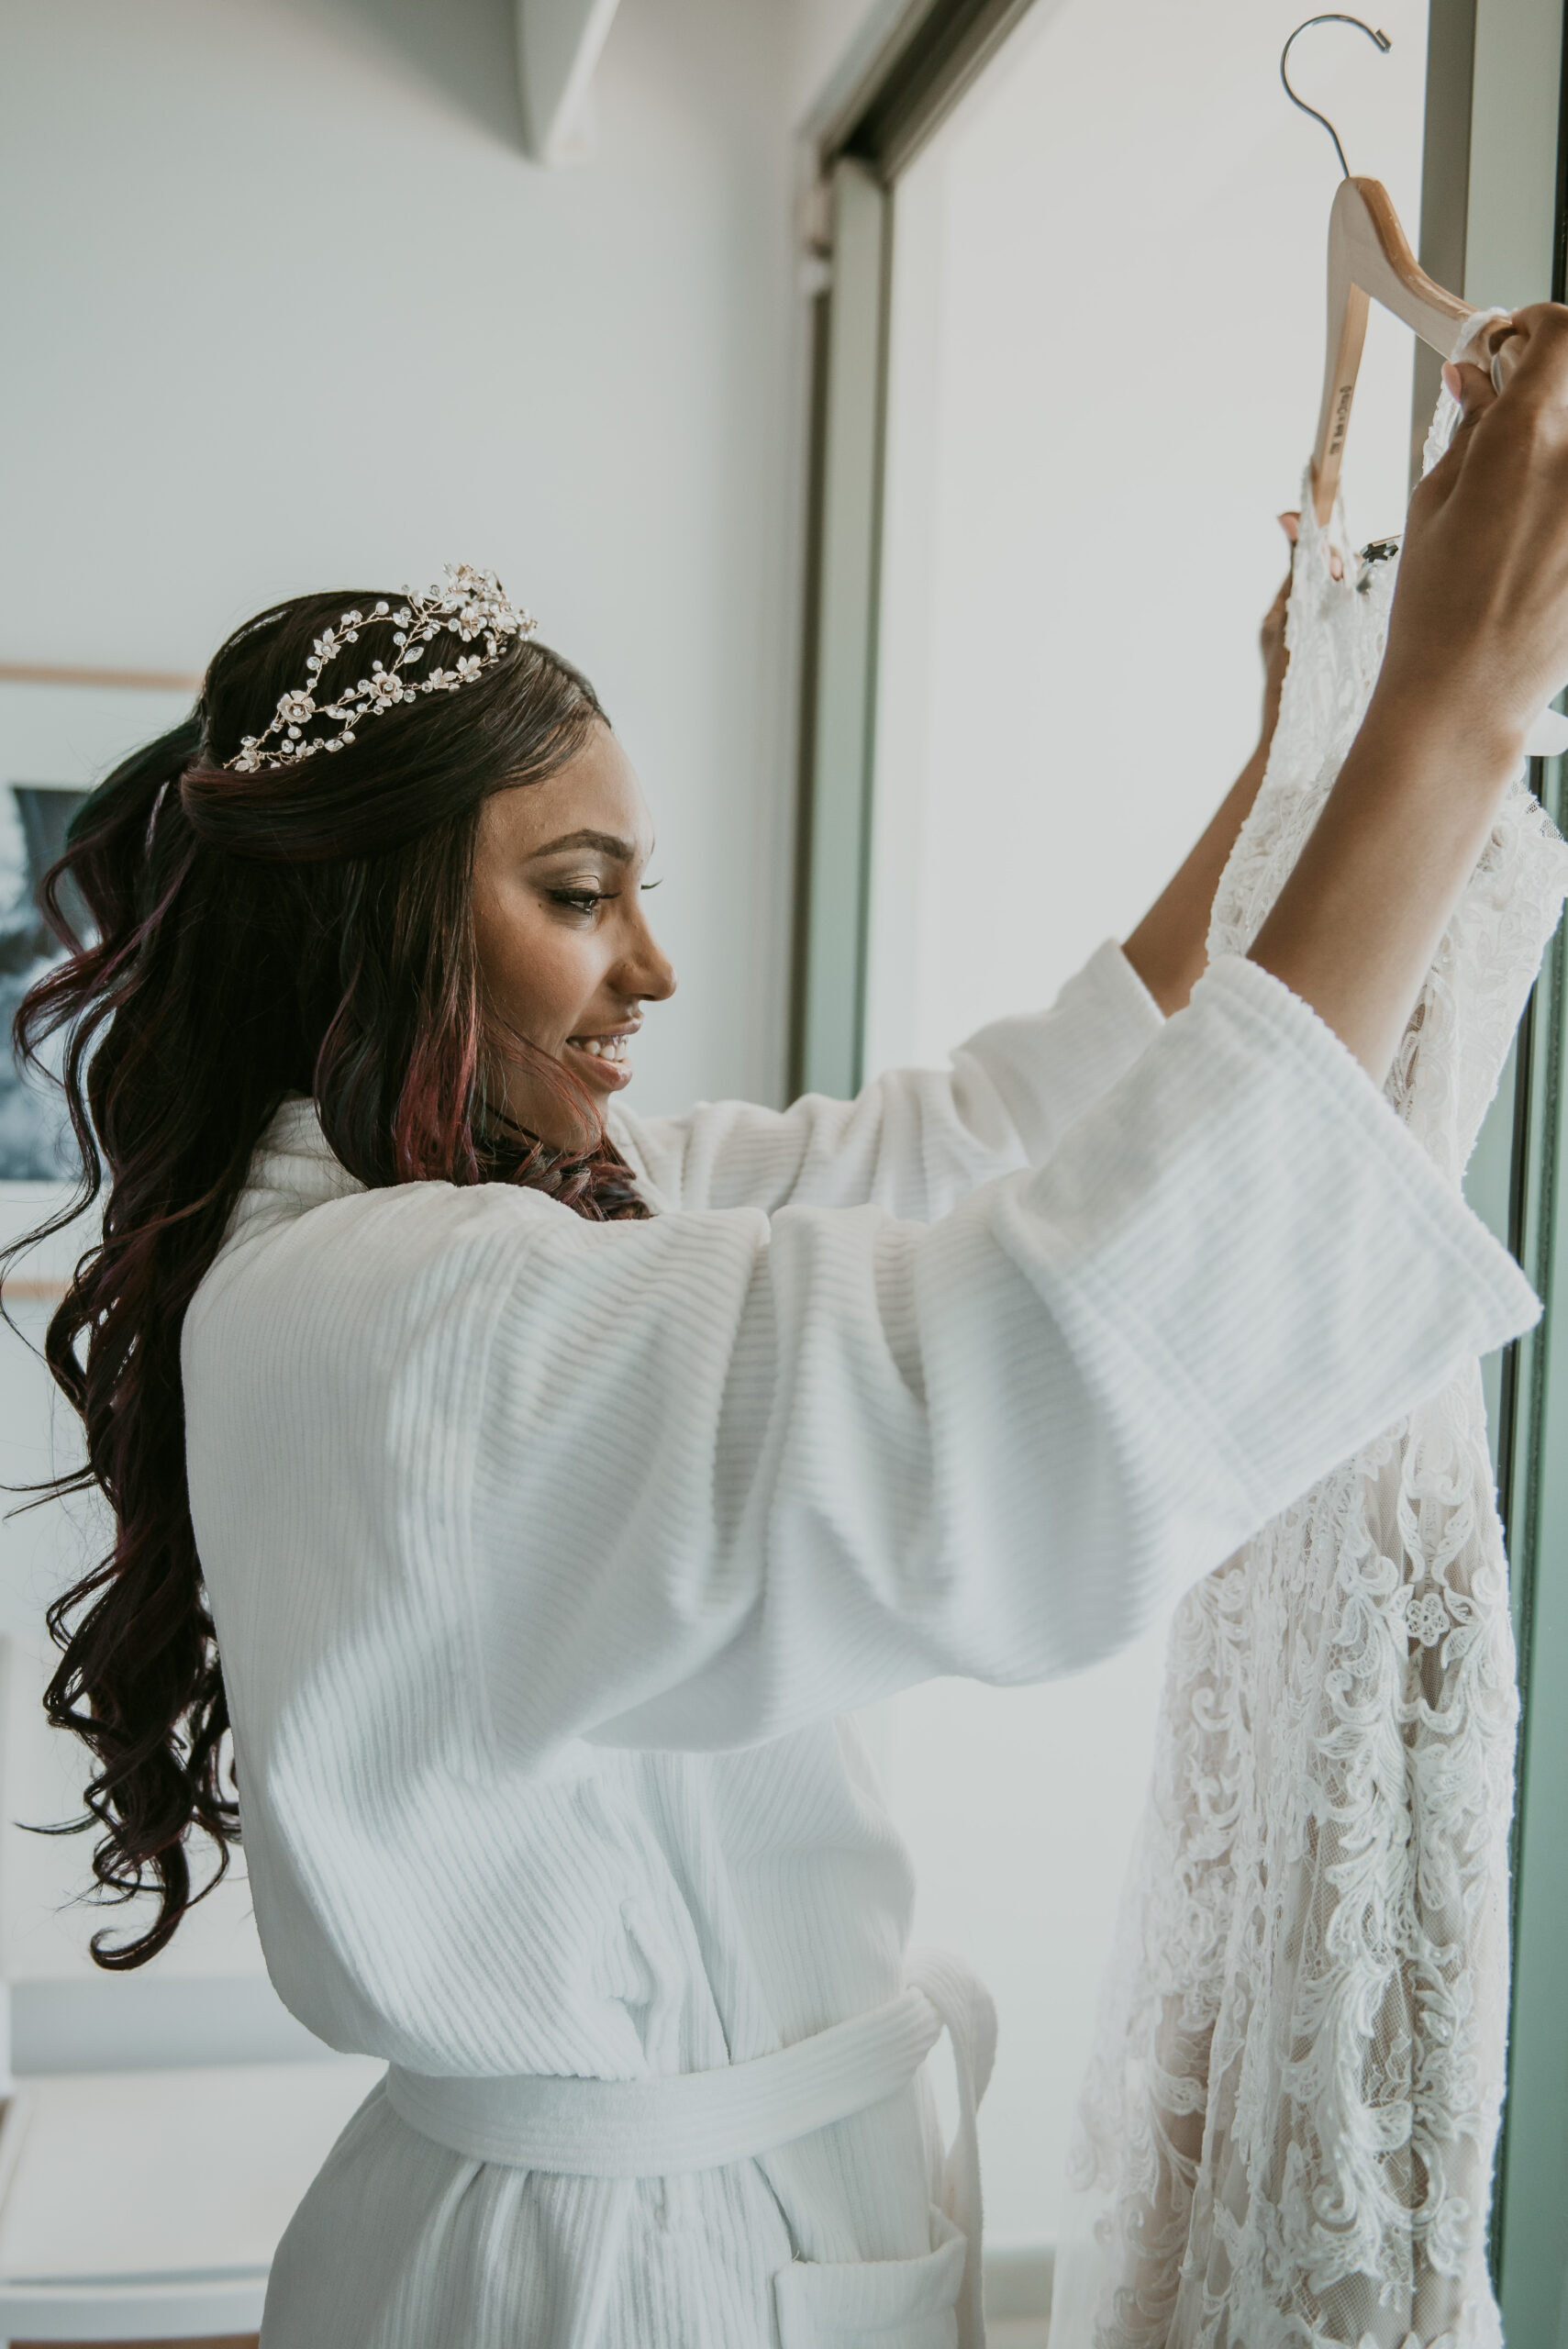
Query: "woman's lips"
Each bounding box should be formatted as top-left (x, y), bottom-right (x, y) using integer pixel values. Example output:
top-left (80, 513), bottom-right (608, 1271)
top-left (563, 1030), bottom-right (638, 1091)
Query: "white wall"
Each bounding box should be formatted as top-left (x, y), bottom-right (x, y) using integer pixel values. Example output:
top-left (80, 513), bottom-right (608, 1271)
top-left (862, 0), bottom-right (1432, 2249)
top-left (787, 0), bottom-right (912, 126)
top-left (1, 0), bottom-right (801, 1123)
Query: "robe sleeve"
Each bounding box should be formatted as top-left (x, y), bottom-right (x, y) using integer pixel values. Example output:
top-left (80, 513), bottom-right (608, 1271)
top-left (186, 956), bottom-right (1539, 1772)
top-left (460, 956), bottom-right (1541, 1753)
top-left (610, 940), bottom-right (1163, 1221)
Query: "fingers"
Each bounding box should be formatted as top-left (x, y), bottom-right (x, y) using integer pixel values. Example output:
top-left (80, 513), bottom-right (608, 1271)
top-left (1440, 359), bottom-right (1496, 426)
top-left (1425, 305), bottom-right (1568, 519)
top-left (1418, 359), bottom-right (1496, 509)
top-left (1388, 300), bottom-right (1568, 745)
top-left (1274, 506), bottom-right (1336, 582)
top-left (1482, 302), bottom-right (1568, 408)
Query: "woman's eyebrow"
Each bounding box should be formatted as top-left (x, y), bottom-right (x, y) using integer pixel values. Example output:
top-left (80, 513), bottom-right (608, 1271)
top-left (527, 829), bottom-right (637, 862)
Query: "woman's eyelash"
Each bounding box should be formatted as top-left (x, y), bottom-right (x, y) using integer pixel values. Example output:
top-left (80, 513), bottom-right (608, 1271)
top-left (550, 887), bottom-right (617, 914)
top-left (548, 880), bottom-right (660, 913)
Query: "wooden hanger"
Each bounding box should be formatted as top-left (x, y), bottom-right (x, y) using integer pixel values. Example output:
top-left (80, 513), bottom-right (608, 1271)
top-left (1310, 175), bottom-right (1472, 523)
top-left (1284, 21), bottom-right (1565, 754)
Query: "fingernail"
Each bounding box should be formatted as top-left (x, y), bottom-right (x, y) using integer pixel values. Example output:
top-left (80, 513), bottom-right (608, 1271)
top-left (1441, 362), bottom-right (1462, 401)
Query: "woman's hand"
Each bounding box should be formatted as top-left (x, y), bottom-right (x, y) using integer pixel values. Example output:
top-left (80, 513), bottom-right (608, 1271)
top-left (1122, 522), bottom-right (1297, 1018)
top-left (1373, 306), bottom-right (1568, 762)
top-left (1250, 302), bottom-right (1568, 1081)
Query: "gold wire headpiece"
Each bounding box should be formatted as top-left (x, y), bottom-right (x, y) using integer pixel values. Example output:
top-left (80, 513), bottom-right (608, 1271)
top-left (228, 563), bottom-right (537, 774)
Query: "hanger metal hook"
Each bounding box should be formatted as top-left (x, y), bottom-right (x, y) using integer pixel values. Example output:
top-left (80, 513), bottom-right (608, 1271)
top-left (1280, 14), bottom-right (1392, 180)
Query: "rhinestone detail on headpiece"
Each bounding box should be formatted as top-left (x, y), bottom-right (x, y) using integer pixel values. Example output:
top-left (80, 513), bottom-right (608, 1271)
top-left (228, 563), bottom-right (537, 774)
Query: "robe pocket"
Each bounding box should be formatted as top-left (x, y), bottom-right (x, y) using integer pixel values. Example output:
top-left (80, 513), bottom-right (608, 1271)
top-left (772, 2207), bottom-right (965, 2348)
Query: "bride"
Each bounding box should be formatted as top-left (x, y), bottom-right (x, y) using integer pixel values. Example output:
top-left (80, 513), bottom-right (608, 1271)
top-left (12, 323), bottom-right (1566, 2347)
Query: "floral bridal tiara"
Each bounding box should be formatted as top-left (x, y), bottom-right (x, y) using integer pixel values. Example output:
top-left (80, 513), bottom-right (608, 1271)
top-left (227, 563), bottom-right (537, 774)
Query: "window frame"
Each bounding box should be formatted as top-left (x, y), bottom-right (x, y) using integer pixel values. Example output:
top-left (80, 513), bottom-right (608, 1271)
top-left (791, 0), bottom-right (1042, 1097)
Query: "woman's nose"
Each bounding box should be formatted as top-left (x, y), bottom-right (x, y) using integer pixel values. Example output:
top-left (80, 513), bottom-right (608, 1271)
top-left (621, 918), bottom-right (677, 1004)
top-left (639, 947), bottom-right (678, 1003)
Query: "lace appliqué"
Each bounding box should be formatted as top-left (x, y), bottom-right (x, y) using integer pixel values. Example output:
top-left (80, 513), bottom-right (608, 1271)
top-left (1057, 384), bottom-right (1568, 2349)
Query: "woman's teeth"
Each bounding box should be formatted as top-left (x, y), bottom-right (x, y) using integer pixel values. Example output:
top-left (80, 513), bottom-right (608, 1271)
top-left (576, 1036), bottom-right (629, 1063)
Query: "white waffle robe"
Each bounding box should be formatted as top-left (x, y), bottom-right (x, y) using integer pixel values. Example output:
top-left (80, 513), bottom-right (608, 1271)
top-left (180, 943), bottom-right (1537, 2349)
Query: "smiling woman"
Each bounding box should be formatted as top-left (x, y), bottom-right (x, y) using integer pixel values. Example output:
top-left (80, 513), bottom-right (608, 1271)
top-left (6, 570), bottom-right (654, 1954)
top-left (472, 729), bottom-right (675, 1142)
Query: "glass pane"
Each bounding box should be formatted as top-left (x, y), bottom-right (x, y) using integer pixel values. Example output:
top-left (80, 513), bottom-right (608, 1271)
top-left (861, 0), bottom-right (1430, 2255)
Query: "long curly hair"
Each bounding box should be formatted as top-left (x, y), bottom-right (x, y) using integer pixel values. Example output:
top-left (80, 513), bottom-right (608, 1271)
top-left (5, 586), bottom-right (647, 1968)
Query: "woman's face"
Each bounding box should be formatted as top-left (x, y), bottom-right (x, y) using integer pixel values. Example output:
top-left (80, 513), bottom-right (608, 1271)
top-left (472, 722), bottom-right (676, 1147)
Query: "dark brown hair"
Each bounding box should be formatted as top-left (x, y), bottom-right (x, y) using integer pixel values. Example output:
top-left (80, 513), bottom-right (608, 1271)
top-left (6, 587), bottom-right (646, 1967)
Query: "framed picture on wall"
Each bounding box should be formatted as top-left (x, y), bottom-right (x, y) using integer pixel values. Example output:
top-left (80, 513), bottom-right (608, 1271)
top-left (0, 672), bottom-right (195, 1191)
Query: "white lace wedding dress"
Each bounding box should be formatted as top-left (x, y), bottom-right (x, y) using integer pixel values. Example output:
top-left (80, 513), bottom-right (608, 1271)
top-left (1054, 349), bottom-right (1568, 2349)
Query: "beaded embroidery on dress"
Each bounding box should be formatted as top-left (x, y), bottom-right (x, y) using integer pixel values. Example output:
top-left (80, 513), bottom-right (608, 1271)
top-left (1055, 340), bottom-right (1568, 2349)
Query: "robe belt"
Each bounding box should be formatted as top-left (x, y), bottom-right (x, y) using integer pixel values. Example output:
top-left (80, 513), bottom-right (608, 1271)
top-left (384, 1947), bottom-right (996, 2343)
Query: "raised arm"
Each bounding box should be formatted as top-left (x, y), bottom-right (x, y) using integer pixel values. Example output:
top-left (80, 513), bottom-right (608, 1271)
top-left (188, 956), bottom-right (1533, 1777)
top-left (1251, 312), bottom-right (1568, 1081)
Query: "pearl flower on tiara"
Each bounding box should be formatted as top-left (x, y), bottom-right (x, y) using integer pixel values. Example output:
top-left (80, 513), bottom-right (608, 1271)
top-left (227, 563), bottom-right (537, 774)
